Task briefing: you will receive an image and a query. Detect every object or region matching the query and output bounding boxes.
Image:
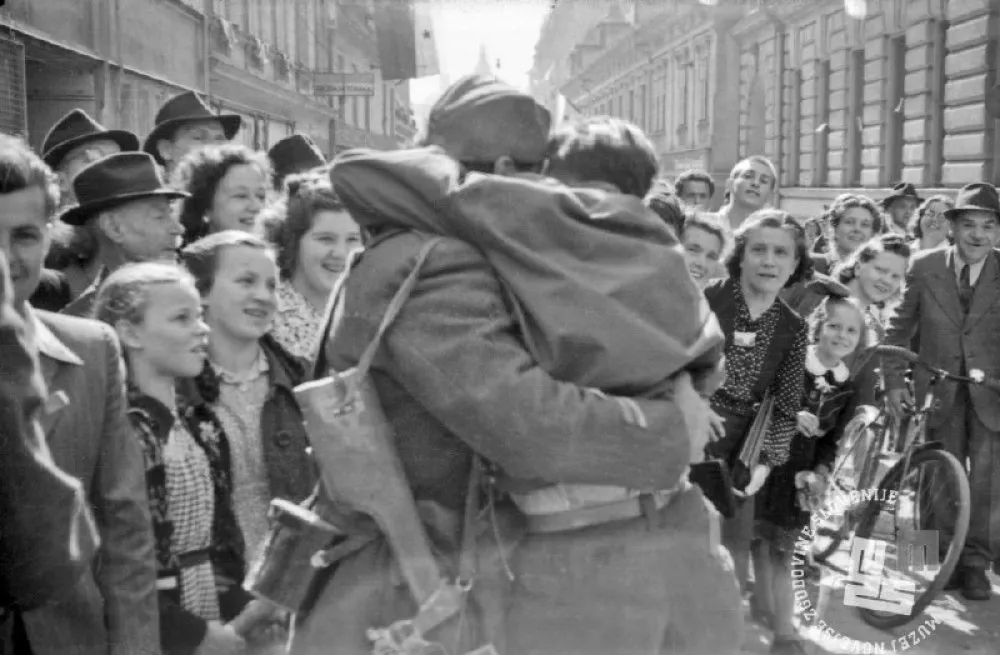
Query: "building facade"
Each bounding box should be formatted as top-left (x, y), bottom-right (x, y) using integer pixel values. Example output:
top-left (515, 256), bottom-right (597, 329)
top-left (554, 4), bottom-right (743, 205)
top-left (0, 0), bottom-right (413, 158)
top-left (731, 0), bottom-right (999, 216)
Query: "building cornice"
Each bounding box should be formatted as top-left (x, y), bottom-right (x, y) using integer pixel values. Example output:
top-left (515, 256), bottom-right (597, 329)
top-left (210, 59), bottom-right (336, 120)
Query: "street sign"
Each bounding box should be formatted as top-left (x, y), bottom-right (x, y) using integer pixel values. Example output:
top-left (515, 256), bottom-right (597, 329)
top-left (313, 71), bottom-right (376, 97)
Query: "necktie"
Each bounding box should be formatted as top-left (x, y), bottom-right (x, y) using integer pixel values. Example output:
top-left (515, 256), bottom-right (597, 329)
top-left (960, 264), bottom-right (973, 314)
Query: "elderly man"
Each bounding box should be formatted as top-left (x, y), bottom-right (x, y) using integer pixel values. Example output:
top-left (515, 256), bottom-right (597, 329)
top-left (290, 75), bottom-right (740, 655)
top-left (61, 152), bottom-right (187, 317)
top-left (143, 91), bottom-right (241, 176)
top-left (0, 134), bottom-right (158, 655)
top-left (885, 182), bottom-right (1000, 601)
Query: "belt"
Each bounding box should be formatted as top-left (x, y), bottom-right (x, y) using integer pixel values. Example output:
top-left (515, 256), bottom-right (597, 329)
top-left (156, 548), bottom-right (213, 591)
top-left (524, 487), bottom-right (679, 534)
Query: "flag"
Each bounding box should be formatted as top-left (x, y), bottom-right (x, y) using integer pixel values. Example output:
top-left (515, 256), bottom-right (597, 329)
top-left (374, 0), bottom-right (440, 81)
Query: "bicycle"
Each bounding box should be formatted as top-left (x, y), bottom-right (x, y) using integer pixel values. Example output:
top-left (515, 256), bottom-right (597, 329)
top-left (807, 344), bottom-right (1000, 630)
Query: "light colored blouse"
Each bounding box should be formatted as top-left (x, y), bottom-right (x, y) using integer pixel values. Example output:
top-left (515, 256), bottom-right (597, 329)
top-left (211, 349), bottom-right (272, 564)
top-left (271, 279), bottom-right (326, 361)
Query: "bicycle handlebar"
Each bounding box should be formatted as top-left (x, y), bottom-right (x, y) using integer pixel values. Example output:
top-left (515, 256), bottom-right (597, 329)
top-left (870, 345), bottom-right (1000, 392)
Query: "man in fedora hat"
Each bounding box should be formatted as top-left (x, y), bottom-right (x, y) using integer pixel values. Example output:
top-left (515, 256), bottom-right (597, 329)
top-left (0, 133), bottom-right (158, 655)
top-left (29, 110), bottom-right (140, 312)
top-left (62, 152), bottom-right (187, 317)
top-left (885, 181), bottom-right (1000, 601)
top-left (143, 90), bottom-right (241, 176)
top-left (881, 182), bottom-right (923, 235)
top-left (41, 109), bottom-right (140, 208)
top-left (268, 133), bottom-right (326, 190)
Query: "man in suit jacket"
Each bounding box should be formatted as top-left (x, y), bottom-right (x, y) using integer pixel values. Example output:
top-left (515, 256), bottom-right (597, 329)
top-left (0, 249), bottom-right (99, 651)
top-left (885, 182), bottom-right (1000, 601)
top-left (0, 134), bottom-right (159, 653)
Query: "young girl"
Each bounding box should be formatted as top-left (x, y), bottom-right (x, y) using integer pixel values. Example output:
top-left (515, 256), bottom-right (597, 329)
top-left (93, 262), bottom-right (279, 655)
top-left (751, 295), bottom-right (865, 655)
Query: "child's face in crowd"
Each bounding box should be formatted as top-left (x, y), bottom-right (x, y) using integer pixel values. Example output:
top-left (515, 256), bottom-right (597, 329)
top-left (817, 302), bottom-right (864, 363)
top-left (124, 280), bottom-right (209, 379)
top-left (682, 226), bottom-right (722, 288)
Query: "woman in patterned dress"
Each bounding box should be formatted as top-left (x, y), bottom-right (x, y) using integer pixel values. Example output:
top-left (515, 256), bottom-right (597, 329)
top-left (94, 262), bottom-right (277, 655)
top-left (702, 209), bottom-right (811, 599)
top-left (260, 171), bottom-right (361, 361)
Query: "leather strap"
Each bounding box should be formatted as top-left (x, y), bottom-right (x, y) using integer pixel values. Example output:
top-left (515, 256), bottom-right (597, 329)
top-left (313, 235), bottom-right (442, 380)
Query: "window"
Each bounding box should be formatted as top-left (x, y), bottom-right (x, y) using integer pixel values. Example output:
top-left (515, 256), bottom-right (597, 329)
top-left (225, 0), bottom-right (241, 26)
top-left (697, 52), bottom-right (710, 122)
top-left (786, 68), bottom-right (802, 187)
top-left (617, 94), bottom-right (623, 118)
top-left (886, 35), bottom-right (906, 184)
top-left (847, 48), bottom-right (864, 187)
top-left (930, 20), bottom-right (947, 185)
top-left (364, 96), bottom-right (371, 131)
top-left (638, 84), bottom-right (647, 131)
top-left (814, 59), bottom-right (831, 185)
top-left (628, 90), bottom-right (635, 122)
top-left (679, 62), bottom-right (692, 128)
top-left (296, 0), bottom-right (310, 65)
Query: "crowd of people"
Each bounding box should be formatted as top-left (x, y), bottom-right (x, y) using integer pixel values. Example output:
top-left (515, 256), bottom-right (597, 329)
top-left (2, 71), bottom-right (999, 655)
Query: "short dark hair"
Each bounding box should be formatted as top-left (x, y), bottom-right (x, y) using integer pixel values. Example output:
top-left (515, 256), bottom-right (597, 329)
top-left (909, 194), bottom-right (954, 239)
top-left (260, 172), bottom-right (346, 278)
top-left (45, 220), bottom-right (99, 270)
top-left (644, 182), bottom-right (684, 234)
top-left (725, 209), bottom-right (812, 288)
top-left (674, 170), bottom-right (716, 199)
top-left (544, 116), bottom-right (658, 199)
top-left (0, 134), bottom-right (60, 220)
top-left (171, 144), bottom-right (271, 246)
top-left (180, 230), bottom-right (272, 296)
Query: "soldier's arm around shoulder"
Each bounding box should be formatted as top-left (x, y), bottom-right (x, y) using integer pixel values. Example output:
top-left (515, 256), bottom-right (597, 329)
top-left (343, 235), bottom-right (702, 491)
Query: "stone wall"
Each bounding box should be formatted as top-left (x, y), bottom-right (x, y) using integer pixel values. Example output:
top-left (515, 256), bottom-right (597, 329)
top-left (732, 0), bottom-right (998, 217)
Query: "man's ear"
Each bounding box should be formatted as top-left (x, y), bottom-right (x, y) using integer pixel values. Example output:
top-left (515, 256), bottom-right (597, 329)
top-left (493, 156), bottom-right (517, 176)
top-left (98, 210), bottom-right (125, 244)
top-left (155, 139), bottom-right (173, 166)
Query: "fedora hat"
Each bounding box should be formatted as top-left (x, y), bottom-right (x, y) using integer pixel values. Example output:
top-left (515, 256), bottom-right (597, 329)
top-left (60, 152), bottom-right (189, 226)
top-left (41, 110), bottom-right (140, 169)
top-left (268, 134), bottom-right (326, 186)
top-left (944, 182), bottom-right (1000, 220)
top-left (142, 91), bottom-right (241, 163)
top-left (880, 182), bottom-right (923, 208)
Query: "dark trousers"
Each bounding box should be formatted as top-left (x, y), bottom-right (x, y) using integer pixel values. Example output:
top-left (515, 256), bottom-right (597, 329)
top-left (505, 484), bottom-right (743, 655)
top-left (927, 384), bottom-right (1000, 570)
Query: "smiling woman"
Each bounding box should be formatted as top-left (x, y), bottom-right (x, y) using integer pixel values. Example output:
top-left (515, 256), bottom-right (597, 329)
top-left (260, 172), bottom-right (360, 360)
top-left (171, 145), bottom-right (272, 247)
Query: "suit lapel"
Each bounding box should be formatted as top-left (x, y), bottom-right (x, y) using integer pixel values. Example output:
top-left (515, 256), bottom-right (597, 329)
top-left (926, 249), bottom-right (964, 329)
top-left (31, 311), bottom-right (84, 437)
top-left (965, 250), bottom-right (1000, 330)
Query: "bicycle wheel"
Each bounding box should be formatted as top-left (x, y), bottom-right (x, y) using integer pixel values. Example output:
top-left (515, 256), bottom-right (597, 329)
top-left (812, 410), bottom-right (889, 562)
top-left (853, 447), bottom-right (970, 630)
